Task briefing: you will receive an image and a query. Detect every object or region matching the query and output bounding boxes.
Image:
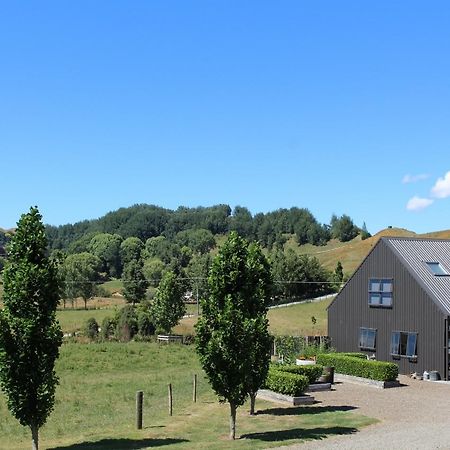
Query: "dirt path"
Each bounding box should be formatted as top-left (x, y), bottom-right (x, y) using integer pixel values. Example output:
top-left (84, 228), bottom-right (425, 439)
top-left (276, 375), bottom-right (450, 450)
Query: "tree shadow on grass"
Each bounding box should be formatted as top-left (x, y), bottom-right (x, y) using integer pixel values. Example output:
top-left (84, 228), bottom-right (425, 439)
top-left (48, 437), bottom-right (189, 450)
top-left (256, 405), bottom-right (357, 416)
top-left (240, 426), bottom-right (358, 442)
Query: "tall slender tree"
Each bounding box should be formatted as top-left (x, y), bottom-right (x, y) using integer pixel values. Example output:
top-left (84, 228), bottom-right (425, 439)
top-left (123, 259), bottom-right (148, 305)
top-left (0, 207), bottom-right (63, 450)
top-left (151, 271), bottom-right (185, 334)
top-left (196, 232), bottom-right (272, 439)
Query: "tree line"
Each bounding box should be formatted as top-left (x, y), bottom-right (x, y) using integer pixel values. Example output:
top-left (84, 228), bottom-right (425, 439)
top-left (51, 230), bottom-right (345, 310)
top-left (45, 203), bottom-right (368, 251)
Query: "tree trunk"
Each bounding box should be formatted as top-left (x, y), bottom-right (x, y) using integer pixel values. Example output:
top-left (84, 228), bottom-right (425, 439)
top-left (31, 424), bottom-right (39, 450)
top-left (249, 392), bottom-right (256, 415)
top-left (229, 402), bottom-right (237, 440)
top-left (84, 298), bottom-right (87, 310)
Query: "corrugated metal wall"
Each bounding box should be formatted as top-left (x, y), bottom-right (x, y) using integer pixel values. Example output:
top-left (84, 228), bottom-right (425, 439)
top-left (328, 239), bottom-right (446, 377)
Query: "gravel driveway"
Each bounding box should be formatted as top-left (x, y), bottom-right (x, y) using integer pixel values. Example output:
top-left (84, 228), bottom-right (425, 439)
top-left (276, 375), bottom-right (450, 450)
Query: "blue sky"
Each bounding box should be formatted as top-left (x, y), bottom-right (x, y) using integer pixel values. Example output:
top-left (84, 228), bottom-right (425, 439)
top-left (1, 1), bottom-right (450, 234)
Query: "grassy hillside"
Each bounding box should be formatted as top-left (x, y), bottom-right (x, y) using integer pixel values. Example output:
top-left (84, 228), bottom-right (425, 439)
top-left (290, 227), bottom-right (450, 276)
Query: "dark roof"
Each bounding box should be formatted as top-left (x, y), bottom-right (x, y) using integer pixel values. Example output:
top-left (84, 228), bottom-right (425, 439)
top-left (384, 237), bottom-right (450, 315)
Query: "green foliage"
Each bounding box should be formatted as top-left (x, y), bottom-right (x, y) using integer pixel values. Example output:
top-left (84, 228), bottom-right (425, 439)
top-left (265, 367), bottom-right (309, 396)
top-left (115, 305), bottom-right (138, 342)
top-left (136, 301), bottom-right (156, 336)
top-left (94, 284), bottom-right (112, 298)
top-left (270, 249), bottom-right (333, 302)
top-left (100, 316), bottom-right (117, 340)
top-left (274, 336), bottom-right (332, 363)
top-left (45, 203), bottom-right (365, 259)
top-left (122, 259), bottom-right (148, 305)
top-left (175, 228), bottom-right (215, 254)
top-left (88, 233), bottom-right (123, 278)
top-left (196, 232), bottom-right (272, 436)
top-left (0, 229), bottom-right (10, 246)
top-left (143, 257), bottom-right (166, 287)
top-left (84, 318), bottom-right (99, 340)
top-left (360, 222), bottom-right (371, 240)
top-left (334, 261), bottom-right (344, 283)
top-left (185, 252), bottom-right (212, 298)
top-left (0, 207), bottom-right (62, 448)
top-left (339, 352), bottom-right (368, 359)
top-left (271, 364), bottom-right (323, 384)
top-left (151, 271), bottom-right (185, 334)
top-left (330, 214), bottom-right (359, 242)
top-left (119, 236), bottom-right (144, 265)
top-left (316, 353), bottom-right (399, 382)
top-left (60, 252), bottom-right (101, 309)
top-left (273, 336), bottom-right (305, 364)
top-left (228, 206), bottom-right (254, 239)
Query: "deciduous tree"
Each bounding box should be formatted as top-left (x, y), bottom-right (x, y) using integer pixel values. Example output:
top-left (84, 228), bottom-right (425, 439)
top-left (123, 260), bottom-right (148, 305)
top-left (196, 232), bottom-right (272, 439)
top-left (151, 271), bottom-right (185, 334)
top-left (0, 207), bottom-right (63, 450)
top-left (61, 252), bottom-right (101, 309)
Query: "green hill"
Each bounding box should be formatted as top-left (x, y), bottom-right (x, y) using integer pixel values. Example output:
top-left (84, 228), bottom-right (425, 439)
top-left (293, 227), bottom-right (450, 276)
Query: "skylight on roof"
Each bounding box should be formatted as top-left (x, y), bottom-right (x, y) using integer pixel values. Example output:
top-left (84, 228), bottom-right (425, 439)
top-left (426, 262), bottom-right (449, 276)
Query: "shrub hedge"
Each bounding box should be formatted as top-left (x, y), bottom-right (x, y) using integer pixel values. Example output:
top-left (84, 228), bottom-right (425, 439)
top-left (338, 352), bottom-right (367, 359)
top-left (316, 353), bottom-right (398, 382)
top-left (265, 368), bottom-right (309, 396)
top-left (272, 364), bottom-right (323, 384)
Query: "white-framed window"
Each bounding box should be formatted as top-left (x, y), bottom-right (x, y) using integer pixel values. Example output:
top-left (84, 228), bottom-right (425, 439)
top-left (359, 327), bottom-right (376, 351)
top-left (390, 331), bottom-right (417, 358)
top-left (368, 278), bottom-right (393, 307)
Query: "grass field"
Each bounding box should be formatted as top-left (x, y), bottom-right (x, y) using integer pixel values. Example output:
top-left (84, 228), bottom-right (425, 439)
top-left (0, 342), bottom-right (375, 449)
top-left (174, 297), bottom-right (333, 337)
top-left (267, 298), bottom-right (333, 336)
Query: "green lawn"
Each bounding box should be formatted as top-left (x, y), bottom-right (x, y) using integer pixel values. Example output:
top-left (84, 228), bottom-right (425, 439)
top-left (0, 342), bottom-right (375, 449)
top-left (57, 302), bottom-right (200, 335)
top-left (57, 309), bottom-right (120, 334)
top-left (268, 297), bottom-right (333, 336)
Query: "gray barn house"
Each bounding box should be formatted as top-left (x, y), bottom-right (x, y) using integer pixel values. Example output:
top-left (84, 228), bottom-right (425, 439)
top-left (328, 237), bottom-right (450, 379)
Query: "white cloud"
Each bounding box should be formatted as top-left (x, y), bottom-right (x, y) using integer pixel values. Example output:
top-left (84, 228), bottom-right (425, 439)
top-left (402, 173), bottom-right (430, 184)
top-left (430, 171), bottom-right (450, 199)
top-left (406, 196), bottom-right (434, 211)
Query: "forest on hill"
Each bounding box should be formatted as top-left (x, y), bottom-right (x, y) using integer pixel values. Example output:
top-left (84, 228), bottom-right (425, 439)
top-left (44, 204), bottom-right (365, 251)
top-left (1, 204), bottom-right (367, 306)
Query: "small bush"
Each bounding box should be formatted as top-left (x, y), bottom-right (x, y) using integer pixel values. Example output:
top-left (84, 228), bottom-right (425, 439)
top-left (316, 353), bottom-right (398, 382)
top-left (100, 316), bottom-right (117, 340)
top-left (84, 318), bottom-right (99, 340)
top-left (136, 300), bottom-right (156, 337)
top-left (265, 368), bottom-right (309, 396)
top-left (272, 364), bottom-right (323, 384)
top-left (115, 305), bottom-right (138, 342)
top-left (273, 335), bottom-right (333, 364)
top-left (95, 285), bottom-right (112, 298)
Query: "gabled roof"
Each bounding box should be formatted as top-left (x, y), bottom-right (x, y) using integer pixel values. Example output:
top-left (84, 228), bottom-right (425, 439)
top-left (384, 237), bottom-right (450, 315)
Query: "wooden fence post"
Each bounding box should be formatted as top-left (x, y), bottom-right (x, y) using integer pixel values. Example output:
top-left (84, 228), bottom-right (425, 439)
top-left (168, 383), bottom-right (173, 416)
top-left (136, 391), bottom-right (143, 430)
top-left (193, 374), bottom-right (197, 403)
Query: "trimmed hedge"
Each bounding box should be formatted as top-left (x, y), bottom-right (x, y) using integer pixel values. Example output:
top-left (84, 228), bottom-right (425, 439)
top-left (265, 368), bottom-right (309, 396)
top-left (339, 352), bottom-right (367, 359)
top-left (316, 353), bottom-right (398, 382)
top-left (272, 364), bottom-right (323, 384)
